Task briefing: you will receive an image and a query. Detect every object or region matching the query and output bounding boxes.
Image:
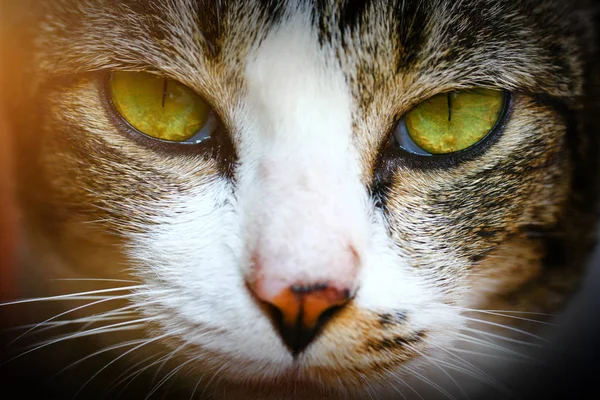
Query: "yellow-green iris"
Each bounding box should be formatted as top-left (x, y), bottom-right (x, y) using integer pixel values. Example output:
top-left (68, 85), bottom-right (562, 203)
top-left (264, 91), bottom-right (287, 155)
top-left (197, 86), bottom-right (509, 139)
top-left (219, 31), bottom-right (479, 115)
top-left (109, 71), bottom-right (210, 142)
top-left (404, 89), bottom-right (505, 154)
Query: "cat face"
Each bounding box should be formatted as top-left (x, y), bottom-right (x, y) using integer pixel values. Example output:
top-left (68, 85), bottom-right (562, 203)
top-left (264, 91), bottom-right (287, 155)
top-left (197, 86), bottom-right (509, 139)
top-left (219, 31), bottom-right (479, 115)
top-left (2, 0), bottom-right (597, 398)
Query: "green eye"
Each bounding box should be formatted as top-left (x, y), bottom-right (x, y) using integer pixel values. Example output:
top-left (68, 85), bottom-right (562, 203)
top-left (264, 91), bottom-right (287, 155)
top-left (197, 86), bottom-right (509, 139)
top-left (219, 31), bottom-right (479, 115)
top-left (395, 89), bottom-right (506, 155)
top-left (109, 71), bottom-right (211, 142)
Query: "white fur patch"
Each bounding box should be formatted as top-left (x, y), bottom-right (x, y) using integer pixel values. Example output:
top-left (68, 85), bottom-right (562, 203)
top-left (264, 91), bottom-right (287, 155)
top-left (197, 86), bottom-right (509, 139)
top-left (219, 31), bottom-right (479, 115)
top-left (236, 11), bottom-right (369, 296)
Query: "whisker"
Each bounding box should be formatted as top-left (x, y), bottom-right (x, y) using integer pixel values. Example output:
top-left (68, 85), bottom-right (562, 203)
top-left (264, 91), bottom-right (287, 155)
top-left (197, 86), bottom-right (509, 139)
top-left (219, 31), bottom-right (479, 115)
top-left (151, 342), bottom-right (188, 385)
top-left (459, 317), bottom-right (549, 342)
top-left (30, 318), bottom-right (154, 347)
top-left (6, 319), bottom-right (155, 364)
top-left (0, 286), bottom-right (146, 307)
top-left (430, 342), bottom-right (508, 394)
top-left (160, 369), bottom-right (180, 400)
top-left (391, 372), bottom-right (424, 400)
top-left (110, 322), bottom-right (207, 392)
top-left (3, 312), bottom-right (137, 333)
top-left (111, 354), bottom-right (174, 397)
top-left (50, 338), bottom-right (150, 381)
top-left (390, 382), bottom-right (409, 400)
top-left (461, 327), bottom-right (545, 347)
top-left (51, 278), bottom-right (141, 284)
top-left (402, 365), bottom-right (456, 400)
top-left (22, 316), bottom-right (139, 340)
top-left (408, 345), bottom-right (469, 400)
top-left (145, 357), bottom-right (196, 400)
top-left (444, 305), bottom-right (553, 316)
top-left (446, 306), bottom-right (554, 325)
top-left (189, 372), bottom-right (207, 400)
top-left (5, 292), bottom-right (149, 346)
top-left (200, 362), bottom-right (231, 400)
top-left (451, 348), bottom-right (532, 363)
top-left (105, 353), bottom-right (162, 396)
top-left (426, 348), bottom-right (499, 389)
top-left (466, 311), bottom-right (554, 326)
top-left (455, 333), bottom-right (540, 362)
top-left (72, 329), bottom-right (184, 399)
top-left (5, 287), bottom-right (176, 348)
top-left (74, 313), bottom-right (141, 334)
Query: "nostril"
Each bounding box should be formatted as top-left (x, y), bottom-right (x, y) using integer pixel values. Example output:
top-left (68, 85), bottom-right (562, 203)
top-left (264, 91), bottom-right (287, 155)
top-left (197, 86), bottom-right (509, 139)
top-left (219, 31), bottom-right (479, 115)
top-left (266, 301), bottom-right (347, 357)
top-left (250, 282), bottom-right (352, 356)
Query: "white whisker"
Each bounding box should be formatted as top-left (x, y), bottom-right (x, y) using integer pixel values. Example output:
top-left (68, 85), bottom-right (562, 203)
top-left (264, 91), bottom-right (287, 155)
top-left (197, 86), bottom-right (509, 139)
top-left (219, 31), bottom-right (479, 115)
top-left (145, 356), bottom-right (196, 400)
top-left (4, 312), bottom-right (137, 332)
top-left (5, 292), bottom-right (146, 346)
top-left (189, 372), bottom-right (207, 400)
top-left (114, 355), bottom-right (177, 398)
top-left (0, 286), bottom-right (146, 307)
top-left (72, 329), bottom-right (185, 399)
top-left (455, 333), bottom-right (540, 362)
top-left (444, 305), bottom-right (553, 316)
top-left (430, 342), bottom-right (508, 394)
top-left (451, 308), bottom-right (554, 326)
top-left (403, 365), bottom-right (456, 400)
top-left (451, 348), bottom-right (531, 363)
top-left (459, 317), bottom-right (549, 342)
top-left (151, 342), bottom-right (188, 385)
top-left (389, 382), bottom-right (409, 400)
top-left (200, 362), bottom-right (231, 400)
top-left (106, 353), bottom-right (162, 396)
top-left (51, 338), bottom-right (150, 380)
top-left (408, 345), bottom-right (469, 399)
top-left (51, 278), bottom-right (140, 284)
top-left (461, 327), bottom-right (545, 347)
top-left (6, 318), bottom-right (156, 364)
top-left (390, 370), bottom-right (424, 400)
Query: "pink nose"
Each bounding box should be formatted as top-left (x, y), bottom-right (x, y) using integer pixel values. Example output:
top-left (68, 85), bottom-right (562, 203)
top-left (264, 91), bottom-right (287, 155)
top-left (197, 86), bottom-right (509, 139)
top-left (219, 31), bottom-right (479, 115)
top-left (249, 280), bottom-right (353, 355)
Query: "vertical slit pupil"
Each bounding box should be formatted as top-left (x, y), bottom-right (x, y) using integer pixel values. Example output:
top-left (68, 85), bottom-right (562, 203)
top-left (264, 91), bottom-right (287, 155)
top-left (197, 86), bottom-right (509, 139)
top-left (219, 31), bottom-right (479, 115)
top-left (447, 92), bottom-right (452, 121)
top-left (162, 78), bottom-right (168, 108)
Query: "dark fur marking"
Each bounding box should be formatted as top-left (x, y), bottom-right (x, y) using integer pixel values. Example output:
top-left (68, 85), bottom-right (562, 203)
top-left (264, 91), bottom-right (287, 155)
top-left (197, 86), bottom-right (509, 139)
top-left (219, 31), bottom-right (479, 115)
top-left (469, 252), bottom-right (487, 263)
top-left (393, 0), bottom-right (428, 69)
top-left (378, 311), bottom-right (407, 327)
top-left (476, 229), bottom-right (498, 238)
top-left (367, 330), bottom-right (426, 352)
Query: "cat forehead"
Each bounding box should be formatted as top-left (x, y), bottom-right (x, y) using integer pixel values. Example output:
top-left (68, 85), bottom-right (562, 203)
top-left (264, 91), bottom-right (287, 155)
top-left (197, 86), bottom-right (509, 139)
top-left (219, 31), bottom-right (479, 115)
top-left (37, 0), bottom-right (585, 100)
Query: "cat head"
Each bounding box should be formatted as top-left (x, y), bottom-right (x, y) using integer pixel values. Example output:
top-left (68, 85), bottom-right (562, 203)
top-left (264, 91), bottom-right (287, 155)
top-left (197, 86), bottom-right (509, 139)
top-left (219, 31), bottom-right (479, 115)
top-left (1, 0), bottom-right (598, 397)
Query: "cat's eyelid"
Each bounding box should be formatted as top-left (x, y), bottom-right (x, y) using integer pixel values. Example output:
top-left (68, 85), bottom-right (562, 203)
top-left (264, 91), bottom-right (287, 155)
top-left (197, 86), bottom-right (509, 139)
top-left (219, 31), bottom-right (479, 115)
top-left (389, 83), bottom-right (503, 120)
top-left (106, 68), bottom-right (203, 97)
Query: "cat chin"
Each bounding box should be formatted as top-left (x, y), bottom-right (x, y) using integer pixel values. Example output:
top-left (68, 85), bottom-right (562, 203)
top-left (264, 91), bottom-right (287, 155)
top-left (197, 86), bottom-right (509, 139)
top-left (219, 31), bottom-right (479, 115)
top-left (170, 352), bottom-right (448, 400)
top-left (173, 359), bottom-right (406, 400)
top-left (143, 316), bottom-right (461, 400)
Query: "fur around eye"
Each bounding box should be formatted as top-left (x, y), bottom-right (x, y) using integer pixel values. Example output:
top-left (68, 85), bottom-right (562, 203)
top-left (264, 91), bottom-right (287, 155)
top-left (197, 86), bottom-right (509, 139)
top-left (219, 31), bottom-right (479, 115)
top-left (108, 71), bottom-right (214, 144)
top-left (394, 89), bottom-right (508, 156)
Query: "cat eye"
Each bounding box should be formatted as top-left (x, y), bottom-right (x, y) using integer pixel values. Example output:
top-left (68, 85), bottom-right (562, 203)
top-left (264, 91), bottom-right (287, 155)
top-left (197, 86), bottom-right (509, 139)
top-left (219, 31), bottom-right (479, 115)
top-left (394, 89), bottom-right (507, 156)
top-left (109, 71), bottom-right (212, 143)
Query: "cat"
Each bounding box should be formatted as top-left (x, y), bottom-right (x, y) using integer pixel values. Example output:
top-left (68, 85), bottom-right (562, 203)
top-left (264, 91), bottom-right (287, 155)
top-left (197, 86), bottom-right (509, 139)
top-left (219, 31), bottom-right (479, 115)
top-left (0, 0), bottom-right (598, 399)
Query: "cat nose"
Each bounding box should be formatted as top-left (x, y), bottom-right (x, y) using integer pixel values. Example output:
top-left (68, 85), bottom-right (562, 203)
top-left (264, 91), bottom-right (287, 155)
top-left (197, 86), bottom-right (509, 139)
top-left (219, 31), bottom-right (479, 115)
top-left (249, 280), bottom-right (352, 355)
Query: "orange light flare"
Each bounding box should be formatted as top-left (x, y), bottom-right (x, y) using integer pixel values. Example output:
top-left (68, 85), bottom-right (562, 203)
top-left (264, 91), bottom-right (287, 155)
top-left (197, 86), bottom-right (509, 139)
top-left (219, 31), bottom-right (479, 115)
top-left (0, 105), bottom-right (17, 303)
